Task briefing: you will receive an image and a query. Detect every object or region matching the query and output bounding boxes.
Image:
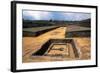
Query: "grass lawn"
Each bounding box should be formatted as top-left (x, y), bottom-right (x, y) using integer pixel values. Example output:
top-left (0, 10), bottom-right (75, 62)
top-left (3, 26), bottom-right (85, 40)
top-left (23, 26), bottom-right (58, 32)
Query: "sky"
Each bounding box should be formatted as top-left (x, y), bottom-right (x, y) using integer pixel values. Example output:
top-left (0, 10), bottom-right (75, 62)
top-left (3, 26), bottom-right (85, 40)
top-left (23, 10), bottom-right (91, 21)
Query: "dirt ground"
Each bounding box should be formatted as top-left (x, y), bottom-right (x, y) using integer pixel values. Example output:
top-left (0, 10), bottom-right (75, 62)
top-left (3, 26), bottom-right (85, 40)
top-left (22, 27), bottom-right (91, 63)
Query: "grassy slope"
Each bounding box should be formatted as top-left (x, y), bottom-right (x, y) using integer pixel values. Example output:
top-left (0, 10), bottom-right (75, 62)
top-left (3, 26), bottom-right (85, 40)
top-left (23, 26), bottom-right (58, 32)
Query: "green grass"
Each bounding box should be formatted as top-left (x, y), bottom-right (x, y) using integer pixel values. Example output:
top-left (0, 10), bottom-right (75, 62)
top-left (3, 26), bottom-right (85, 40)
top-left (23, 26), bottom-right (58, 32)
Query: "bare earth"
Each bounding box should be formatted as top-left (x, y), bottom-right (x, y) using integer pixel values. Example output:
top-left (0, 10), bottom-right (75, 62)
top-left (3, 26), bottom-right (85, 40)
top-left (22, 27), bottom-right (91, 63)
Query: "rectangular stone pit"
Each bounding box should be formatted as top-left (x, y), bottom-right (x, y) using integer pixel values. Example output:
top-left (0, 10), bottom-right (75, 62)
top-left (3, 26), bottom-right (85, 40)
top-left (32, 39), bottom-right (80, 58)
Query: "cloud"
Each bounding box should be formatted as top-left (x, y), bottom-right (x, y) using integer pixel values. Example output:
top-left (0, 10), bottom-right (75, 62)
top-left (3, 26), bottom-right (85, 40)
top-left (62, 12), bottom-right (91, 21)
top-left (23, 10), bottom-right (52, 20)
top-left (23, 10), bottom-right (91, 21)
